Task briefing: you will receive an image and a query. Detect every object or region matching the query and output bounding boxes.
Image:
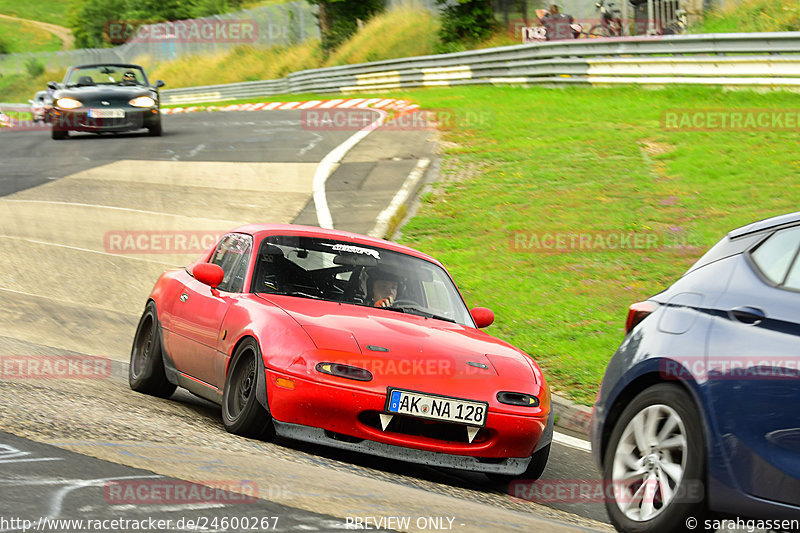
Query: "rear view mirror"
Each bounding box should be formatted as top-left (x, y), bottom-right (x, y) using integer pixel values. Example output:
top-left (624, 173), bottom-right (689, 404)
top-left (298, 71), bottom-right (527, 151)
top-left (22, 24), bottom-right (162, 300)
top-left (470, 307), bottom-right (494, 328)
top-left (193, 263), bottom-right (224, 288)
top-left (47, 82), bottom-right (58, 90)
top-left (156, 80), bottom-right (166, 88)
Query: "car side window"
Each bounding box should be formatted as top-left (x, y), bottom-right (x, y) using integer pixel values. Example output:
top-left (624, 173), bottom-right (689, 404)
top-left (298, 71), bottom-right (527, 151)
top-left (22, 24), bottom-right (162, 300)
top-left (749, 226), bottom-right (800, 287)
top-left (209, 233), bottom-right (252, 293)
top-left (784, 251), bottom-right (800, 290)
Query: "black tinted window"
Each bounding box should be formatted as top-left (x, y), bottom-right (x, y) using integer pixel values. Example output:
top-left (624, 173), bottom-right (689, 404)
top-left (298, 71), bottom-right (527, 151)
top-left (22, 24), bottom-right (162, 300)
top-left (210, 233), bottom-right (252, 293)
top-left (251, 235), bottom-right (474, 326)
top-left (749, 226), bottom-right (800, 287)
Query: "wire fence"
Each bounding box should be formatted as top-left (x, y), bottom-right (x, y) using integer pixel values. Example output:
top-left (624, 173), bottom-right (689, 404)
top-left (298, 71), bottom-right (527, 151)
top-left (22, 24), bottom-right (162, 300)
top-left (0, 1), bottom-right (319, 76)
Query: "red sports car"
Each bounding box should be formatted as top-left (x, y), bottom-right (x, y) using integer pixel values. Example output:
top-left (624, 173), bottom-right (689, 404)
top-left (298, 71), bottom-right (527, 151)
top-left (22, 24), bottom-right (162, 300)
top-left (130, 224), bottom-right (552, 479)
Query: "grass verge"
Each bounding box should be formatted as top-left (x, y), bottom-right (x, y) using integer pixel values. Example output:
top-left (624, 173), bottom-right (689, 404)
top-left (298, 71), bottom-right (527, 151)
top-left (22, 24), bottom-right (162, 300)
top-left (0, 0), bottom-right (69, 25)
top-left (691, 0), bottom-right (800, 33)
top-left (394, 85), bottom-right (799, 404)
top-left (147, 8), bottom-right (447, 88)
top-left (0, 17), bottom-right (62, 53)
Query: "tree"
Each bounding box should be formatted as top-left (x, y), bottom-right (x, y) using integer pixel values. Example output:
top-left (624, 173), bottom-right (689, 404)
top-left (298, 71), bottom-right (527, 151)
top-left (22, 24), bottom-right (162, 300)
top-left (69, 0), bottom-right (247, 48)
top-left (306, 0), bottom-right (385, 55)
top-left (70, 0), bottom-right (127, 48)
top-left (436, 0), bottom-right (496, 45)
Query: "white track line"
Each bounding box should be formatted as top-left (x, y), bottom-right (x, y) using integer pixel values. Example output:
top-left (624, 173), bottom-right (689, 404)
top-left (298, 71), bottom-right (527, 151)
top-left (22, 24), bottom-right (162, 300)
top-left (337, 98), bottom-right (366, 109)
top-left (317, 99), bottom-right (346, 109)
top-left (0, 235), bottom-right (176, 265)
top-left (553, 431), bottom-right (592, 453)
top-left (368, 159), bottom-right (430, 238)
top-left (313, 109), bottom-right (387, 229)
top-left (1, 199), bottom-right (242, 224)
top-left (358, 98), bottom-right (383, 108)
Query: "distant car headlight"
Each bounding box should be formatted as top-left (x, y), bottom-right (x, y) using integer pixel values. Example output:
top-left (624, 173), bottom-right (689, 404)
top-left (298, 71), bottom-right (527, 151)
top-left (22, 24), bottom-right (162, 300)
top-left (55, 98), bottom-right (82, 110)
top-left (129, 96), bottom-right (155, 108)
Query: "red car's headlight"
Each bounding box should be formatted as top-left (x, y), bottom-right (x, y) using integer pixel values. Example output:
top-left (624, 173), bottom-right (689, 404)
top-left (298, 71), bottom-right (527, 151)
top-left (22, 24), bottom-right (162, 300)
top-left (315, 362), bottom-right (373, 382)
top-left (497, 391), bottom-right (540, 407)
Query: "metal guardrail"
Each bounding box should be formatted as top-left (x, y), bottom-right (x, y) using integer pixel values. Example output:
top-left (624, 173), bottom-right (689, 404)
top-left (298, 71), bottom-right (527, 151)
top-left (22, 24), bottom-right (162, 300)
top-left (160, 32), bottom-right (800, 104)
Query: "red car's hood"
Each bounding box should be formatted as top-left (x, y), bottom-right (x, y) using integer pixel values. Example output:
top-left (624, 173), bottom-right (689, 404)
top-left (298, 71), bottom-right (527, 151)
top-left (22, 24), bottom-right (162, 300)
top-left (256, 294), bottom-right (537, 388)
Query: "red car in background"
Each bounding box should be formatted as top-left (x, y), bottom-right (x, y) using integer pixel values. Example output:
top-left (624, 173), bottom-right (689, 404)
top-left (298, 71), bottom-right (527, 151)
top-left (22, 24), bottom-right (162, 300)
top-left (130, 224), bottom-right (552, 480)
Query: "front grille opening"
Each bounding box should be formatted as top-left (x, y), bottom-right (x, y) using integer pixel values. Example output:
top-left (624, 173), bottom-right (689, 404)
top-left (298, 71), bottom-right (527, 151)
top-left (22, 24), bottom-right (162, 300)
top-left (324, 430), bottom-right (363, 443)
top-left (360, 411), bottom-right (489, 444)
top-left (476, 457), bottom-right (506, 464)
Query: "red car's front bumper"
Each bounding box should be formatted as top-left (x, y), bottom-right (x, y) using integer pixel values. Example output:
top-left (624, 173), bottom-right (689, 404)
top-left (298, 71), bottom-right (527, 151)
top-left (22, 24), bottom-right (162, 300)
top-left (265, 368), bottom-right (550, 474)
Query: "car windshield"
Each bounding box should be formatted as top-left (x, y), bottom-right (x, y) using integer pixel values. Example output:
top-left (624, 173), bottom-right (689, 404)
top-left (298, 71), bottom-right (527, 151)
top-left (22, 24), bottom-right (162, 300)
top-left (64, 65), bottom-right (147, 87)
top-left (252, 236), bottom-right (475, 327)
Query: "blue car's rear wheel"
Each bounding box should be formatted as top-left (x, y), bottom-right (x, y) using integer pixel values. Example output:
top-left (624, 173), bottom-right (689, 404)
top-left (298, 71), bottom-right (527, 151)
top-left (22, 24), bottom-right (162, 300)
top-left (222, 339), bottom-right (275, 439)
top-left (603, 383), bottom-right (706, 533)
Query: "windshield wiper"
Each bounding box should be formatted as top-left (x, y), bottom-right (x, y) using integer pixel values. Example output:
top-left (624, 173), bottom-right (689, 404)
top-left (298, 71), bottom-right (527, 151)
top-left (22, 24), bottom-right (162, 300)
top-left (268, 290), bottom-right (322, 300)
top-left (387, 304), bottom-right (456, 323)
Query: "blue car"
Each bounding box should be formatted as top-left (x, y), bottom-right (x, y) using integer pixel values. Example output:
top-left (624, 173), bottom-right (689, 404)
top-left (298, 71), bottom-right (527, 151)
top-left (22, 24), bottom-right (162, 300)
top-left (591, 212), bottom-right (800, 532)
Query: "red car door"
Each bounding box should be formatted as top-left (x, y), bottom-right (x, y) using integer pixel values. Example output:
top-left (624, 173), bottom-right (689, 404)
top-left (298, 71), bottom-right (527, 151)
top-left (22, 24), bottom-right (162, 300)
top-left (167, 233), bottom-right (253, 389)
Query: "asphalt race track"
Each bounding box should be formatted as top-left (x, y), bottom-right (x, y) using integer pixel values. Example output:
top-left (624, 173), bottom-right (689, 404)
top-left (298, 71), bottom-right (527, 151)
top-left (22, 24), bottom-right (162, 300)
top-left (0, 111), bottom-right (611, 532)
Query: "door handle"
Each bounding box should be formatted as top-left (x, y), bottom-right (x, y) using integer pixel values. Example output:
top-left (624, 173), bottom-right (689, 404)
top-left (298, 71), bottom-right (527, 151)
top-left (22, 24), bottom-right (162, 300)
top-left (729, 306), bottom-right (765, 325)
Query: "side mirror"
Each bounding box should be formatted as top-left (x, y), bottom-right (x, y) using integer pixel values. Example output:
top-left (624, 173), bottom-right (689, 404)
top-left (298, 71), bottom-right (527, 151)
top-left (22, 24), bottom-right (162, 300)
top-left (28, 100), bottom-right (34, 104)
top-left (155, 80), bottom-right (165, 88)
top-left (47, 82), bottom-right (58, 90)
top-left (470, 307), bottom-right (494, 328)
top-left (193, 263), bottom-right (224, 289)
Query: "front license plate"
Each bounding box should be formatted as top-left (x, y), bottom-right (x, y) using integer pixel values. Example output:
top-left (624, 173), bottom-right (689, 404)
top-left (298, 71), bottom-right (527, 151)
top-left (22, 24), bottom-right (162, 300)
top-left (88, 109), bottom-right (124, 119)
top-left (386, 388), bottom-right (488, 427)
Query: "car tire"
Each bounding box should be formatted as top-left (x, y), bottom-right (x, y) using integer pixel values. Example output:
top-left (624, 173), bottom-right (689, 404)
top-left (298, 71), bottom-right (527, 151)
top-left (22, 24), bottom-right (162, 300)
top-left (148, 121), bottom-right (162, 137)
top-left (51, 128), bottom-right (67, 140)
top-left (488, 443), bottom-right (551, 484)
top-left (603, 383), bottom-right (707, 533)
top-left (129, 301), bottom-right (177, 398)
top-left (221, 339), bottom-right (275, 440)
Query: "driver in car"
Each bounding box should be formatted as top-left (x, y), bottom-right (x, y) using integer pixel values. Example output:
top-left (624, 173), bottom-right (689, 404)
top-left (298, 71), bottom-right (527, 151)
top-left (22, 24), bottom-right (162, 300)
top-left (368, 270), bottom-right (399, 308)
top-left (122, 71), bottom-right (138, 84)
